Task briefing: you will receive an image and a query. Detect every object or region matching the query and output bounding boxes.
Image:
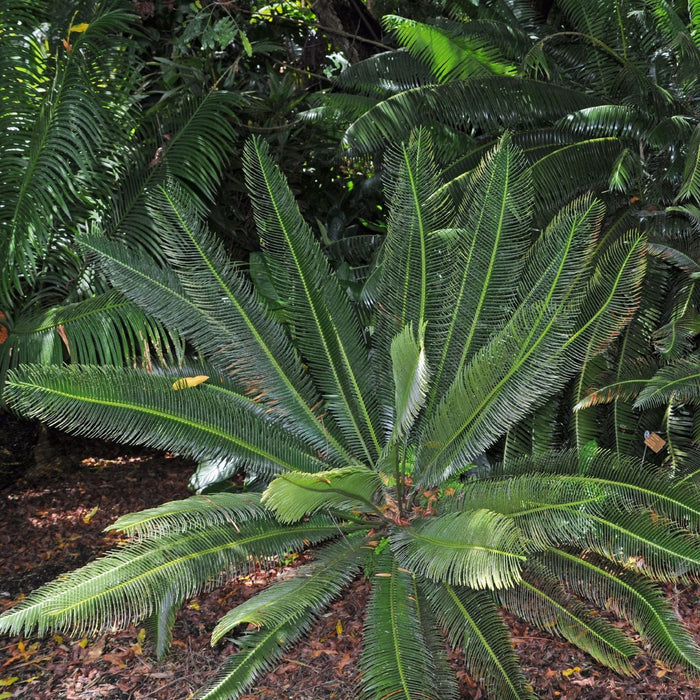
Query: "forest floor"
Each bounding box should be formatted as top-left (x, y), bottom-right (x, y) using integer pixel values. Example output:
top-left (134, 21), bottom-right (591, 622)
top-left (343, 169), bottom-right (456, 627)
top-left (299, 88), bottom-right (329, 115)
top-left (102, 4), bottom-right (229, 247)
top-left (1, 415), bottom-right (700, 699)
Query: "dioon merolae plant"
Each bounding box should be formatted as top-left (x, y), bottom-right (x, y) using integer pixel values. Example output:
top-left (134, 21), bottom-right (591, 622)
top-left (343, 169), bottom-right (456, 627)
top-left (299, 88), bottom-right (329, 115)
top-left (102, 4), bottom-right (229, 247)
top-left (3, 132), bottom-right (700, 700)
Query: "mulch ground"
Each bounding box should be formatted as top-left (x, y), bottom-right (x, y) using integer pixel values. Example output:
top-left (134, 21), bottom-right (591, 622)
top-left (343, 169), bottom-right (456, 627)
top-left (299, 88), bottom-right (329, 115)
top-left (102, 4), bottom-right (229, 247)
top-left (1, 416), bottom-right (700, 699)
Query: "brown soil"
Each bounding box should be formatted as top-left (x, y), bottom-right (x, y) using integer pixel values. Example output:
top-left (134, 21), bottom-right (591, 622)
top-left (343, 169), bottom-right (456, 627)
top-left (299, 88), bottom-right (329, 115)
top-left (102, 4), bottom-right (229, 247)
top-left (1, 416), bottom-right (699, 699)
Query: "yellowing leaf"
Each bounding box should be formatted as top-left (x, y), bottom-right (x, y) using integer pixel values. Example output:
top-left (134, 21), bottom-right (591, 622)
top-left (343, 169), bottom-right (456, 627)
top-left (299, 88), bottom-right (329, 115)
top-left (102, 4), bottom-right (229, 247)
top-left (0, 678), bottom-right (18, 687)
top-left (52, 633), bottom-right (63, 644)
top-left (69, 22), bottom-right (89, 33)
top-left (335, 619), bottom-right (343, 636)
top-left (187, 600), bottom-right (201, 611)
top-left (137, 628), bottom-right (146, 644)
top-left (0, 691), bottom-right (13, 699)
top-left (172, 375), bottom-right (209, 390)
top-left (78, 638), bottom-right (89, 648)
top-left (82, 506), bottom-right (99, 524)
top-left (561, 666), bottom-right (581, 677)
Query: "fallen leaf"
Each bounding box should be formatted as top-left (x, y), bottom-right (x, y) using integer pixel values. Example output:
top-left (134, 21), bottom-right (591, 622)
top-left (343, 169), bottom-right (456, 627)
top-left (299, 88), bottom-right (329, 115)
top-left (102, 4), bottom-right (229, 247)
top-left (172, 375), bottom-right (209, 390)
top-left (82, 506), bottom-right (99, 524)
top-left (335, 619), bottom-right (343, 636)
top-left (0, 678), bottom-right (18, 687)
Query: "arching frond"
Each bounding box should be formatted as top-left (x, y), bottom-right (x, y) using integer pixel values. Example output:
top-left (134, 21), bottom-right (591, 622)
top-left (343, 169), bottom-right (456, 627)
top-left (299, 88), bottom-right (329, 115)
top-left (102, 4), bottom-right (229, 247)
top-left (342, 78), bottom-right (602, 155)
top-left (0, 515), bottom-right (348, 637)
top-left (635, 356), bottom-right (700, 408)
top-left (498, 564), bottom-right (637, 672)
top-left (261, 466), bottom-right (383, 524)
top-left (426, 136), bottom-right (532, 413)
top-left (425, 583), bottom-right (535, 700)
top-left (211, 535), bottom-right (367, 644)
top-left (106, 493), bottom-right (265, 539)
top-left (243, 137), bottom-right (382, 464)
top-left (383, 15), bottom-right (517, 81)
top-left (391, 509), bottom-right (527, 589)
top-left (546, 549), bottom-right (700, 671)
top-left (5, 365), bottom-right (329, 478)
top-left (360, 549), bottom-right (444, 700)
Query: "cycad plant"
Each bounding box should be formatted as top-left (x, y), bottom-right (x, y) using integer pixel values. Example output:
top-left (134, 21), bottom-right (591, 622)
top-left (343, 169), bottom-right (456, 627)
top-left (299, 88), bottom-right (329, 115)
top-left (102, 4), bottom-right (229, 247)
top-left (311, 0), bottom-right (700, 474)
top-left (3, 132), bottom-right (700, 700)
top-left (0, 0), bottom-right (241, 397)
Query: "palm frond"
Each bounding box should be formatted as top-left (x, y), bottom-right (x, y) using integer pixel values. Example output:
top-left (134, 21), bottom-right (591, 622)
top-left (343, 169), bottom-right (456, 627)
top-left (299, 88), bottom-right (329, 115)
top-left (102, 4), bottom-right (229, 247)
top-left (243, 137), bottom-right (382, 464)
top-left (635, 356), bottom-right (700, 409)
top-left (0, 290), bottom-right (180, 398)
top-left (391, 509), bottom-right (526, 589)
top-left (82, 197), bottom-right (349, 463)
top-left (342, 78), bottom-right (602, 156)
top-left (0, 515), bottom-right (348, 637)
top-left (196, 620), bottom-right (305, 700)
top-left (372, 131), bottom-right (453, 421)
top-left (360, 549), bottom-right (443, 700)
top-left (546, 549), bottom-right (700, 671)
top-left (426, 583), bottom-right (535, 700)
top-left (383, 15), bottom-right (517, 81)
top-left (106, 493), bottom-right (265, 538)
top-left (418, 302), bottom-right (572, 485)
top-left (426, 136), bottom-right (532, 413)
top-left (5, 365), bottom-right (328, 478)
top-left (498, 565), bottom-right (637, 673)
top-left (211, 535), bottom-right (367, 644)
top-left (261, 466), bottom-right (383, 524)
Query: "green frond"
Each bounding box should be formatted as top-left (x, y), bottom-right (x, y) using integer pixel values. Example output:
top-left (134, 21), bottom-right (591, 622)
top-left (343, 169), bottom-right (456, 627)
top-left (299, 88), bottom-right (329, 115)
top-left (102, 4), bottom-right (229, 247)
top-left (451, 474), bottom-right (605, 549)
top-left (196, 620), bottom-right (305, 700)
top-left (500, 450), bottom-right (700, 532)
top-left (387, 322), bottom-right (430, 446)
top-left (582, 508), bottom-right (700, 582)
top-left (0, 290), bottom-right (179, 383)
top-left (82, 196), bottom-right (349, 463)
top-left (211, 535), bottom-right (367, 644)
top-left (418, 302), bottom-right (572, 485)
top-left (383, 15), bottom-right (517, 81)
top-left (0, 3), bottom-right (140, 305)
top-left (332, 49), bottom-right (436, 97)
top-left (635, 356), bottom-right (700, 409)
top-left (360, 549), bottom-right (443, 700)
top-left (243, 137), bottom-right (381, 464)
top-left (426, 136), bottom-right (532, 412)
top-left (106, 493), bottom-right (265, 538)
top-left (373, 131), bottom-right (452, 420)
top-left (342, 77), bottom-right (602, 156)
top-left (425, 583), bottom-right (535, 700)
top-left (527, 137), bottom-right (626, 212)
top-left (261, 466), bottom-right (383, 524)
top-left (516, 194), bottom-right (602, 310)
top-left (498, 564), bottom-right (637, 673)
top-left (0, 515), bottom-right (348, 638)
top-left (546, 549), bottom-right (700, 671)
top-left (391, 509), bottom-right (527, 589)
top-left (4, 365), bottom-right (329, 478)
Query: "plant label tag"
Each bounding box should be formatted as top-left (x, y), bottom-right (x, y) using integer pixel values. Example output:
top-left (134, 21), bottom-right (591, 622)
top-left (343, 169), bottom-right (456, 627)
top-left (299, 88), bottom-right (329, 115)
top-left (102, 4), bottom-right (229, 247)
top-left (644, 432), bottom-right (666, 453)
